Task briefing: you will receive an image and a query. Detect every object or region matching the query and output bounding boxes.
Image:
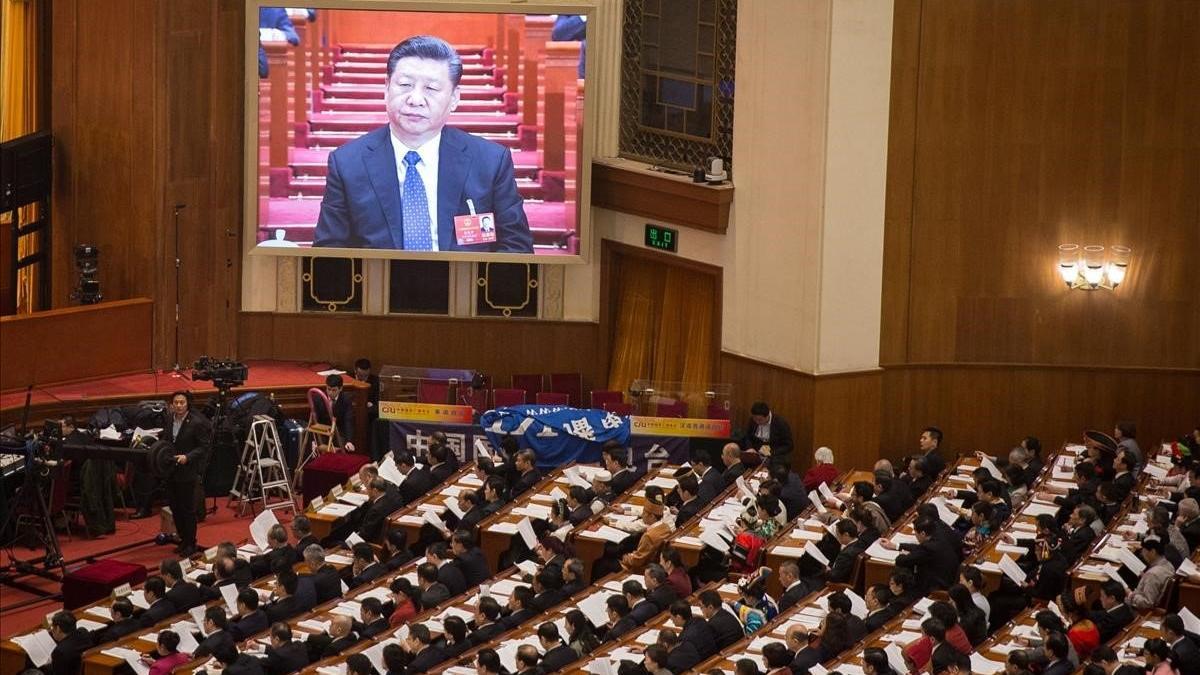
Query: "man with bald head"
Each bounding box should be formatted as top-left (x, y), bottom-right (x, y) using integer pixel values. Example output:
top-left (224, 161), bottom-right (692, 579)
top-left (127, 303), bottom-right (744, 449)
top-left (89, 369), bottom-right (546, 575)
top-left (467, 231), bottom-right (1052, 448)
top-left (721, 442), bottom-right (746, 487)
top-left (318, 615), bottom-right (359, 658)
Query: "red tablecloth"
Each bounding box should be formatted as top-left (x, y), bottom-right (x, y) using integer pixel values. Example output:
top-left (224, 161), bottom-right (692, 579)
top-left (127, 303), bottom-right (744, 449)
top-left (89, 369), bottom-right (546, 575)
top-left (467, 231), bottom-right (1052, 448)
top-left (63, 559), bottom-right (148, 609)
top-left (302, 452), bottom-right (371, 505)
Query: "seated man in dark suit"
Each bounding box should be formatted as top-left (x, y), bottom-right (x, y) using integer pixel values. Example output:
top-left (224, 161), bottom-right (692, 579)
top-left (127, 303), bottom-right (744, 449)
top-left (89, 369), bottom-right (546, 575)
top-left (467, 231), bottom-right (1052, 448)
top-left (450, 530), bottom-right (490, 586)
top-left (193, 606), bottom-right (236, 660)
top-left (916, 426), bottom-right (947, 478)
top-left (290, 516), bottom-right (320, 559)
top-left (501, 585), bottom-right (537, 629)
top-left (214, 644), bottom-right (267, 675)
top-left (300, 545), bottom-right (343, 604)
top-left (427, 444), bottom-right (456, 485)
top-left (416, 562), bottom-right (451, 610)
top-left (537, 622), bottom-right (578, 672)
top-left (137, 576), bottom-right (177, 628)
top-left (400, 623), bottom-right (447, 673)
top-left (670, 601), bottom-right (717, 660)
top-left (741, 401), bottom-right (794, 467)
top-left (513, 645), bottom-right (543, 675)
top-left (468, 596), bottom-right (507, 646)
top-left (264, 569), bottom-right (306, 623)
top-left (250, 524), bottom-right (299, 579)
top-left (673, 475), bottom-right (704, 527)
top-left (531, 569), bottom-right (566, 612)
top-left (777, 560), bottom-right (808, 611)
top-left (510, 449), bottom-right (543, 498)
top-left (48, 611), bottom-right (94, 675)
top-left (719, 442), bottom-right (747, 488)
top-left (602, 595), bottom-right (637, 642)
top-left (426, 542), bottom-right (467, 596)
top-left (357, 477), bottom-right (405, 543)
top-left (315, 374), bottom-right (355, 445)
top-left (661, 628), bottom-right (703, 673)
top-left (230, 588), bottom-right (270, 641)
top-left (1041, 632), bottom-right (1074, 675)
top-left (624, 580), bottom-right (659, 625)
top-left (1163, 613), bottom-right (1200, 675)
top-left (96, 598), bottom-right (140, 645)
top-left (353, 597), bottom-right (391, 639)
top-left (349, 542), bottom-right (386, 588)
top-left (395, 451), bottom-right (435, 507)
top-left (312, 36), bottom-right (532, 253)
top-left (892, 519), bottom-right (960, 594)
top-left (159, 559), bottom-right (205, 612)
top-left (601, 443), bottom-right (640, 496)
top-left (319, 615), bottom-right (361, 659)
top-left (827, 517), bottom-right (873, 584)
top-left (699, 590), bottom-right (744, 651)
top-left (643, 564), bottom-right (679, 611)
top-left (259, 622), bottom-right (310, 675)
top-left (1086, 580), bottom-right (1135, 643)
top-left (864, 584), bottom-right (899, 632)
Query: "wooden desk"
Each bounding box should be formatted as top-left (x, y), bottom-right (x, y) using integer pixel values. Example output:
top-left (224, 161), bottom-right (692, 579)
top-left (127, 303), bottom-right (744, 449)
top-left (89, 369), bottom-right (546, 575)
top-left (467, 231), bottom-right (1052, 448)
top-left (667, 464), bottom-right (771, 569)
top-left (385, 464), bottom-right (484, 549)
top-left (306, 474), bottom-right (371, 541)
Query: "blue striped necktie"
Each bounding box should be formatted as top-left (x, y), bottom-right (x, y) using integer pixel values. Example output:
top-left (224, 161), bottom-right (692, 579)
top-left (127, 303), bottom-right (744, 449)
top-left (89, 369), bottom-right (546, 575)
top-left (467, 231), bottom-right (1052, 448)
top-left (401, 150), bottom-right (433, 250)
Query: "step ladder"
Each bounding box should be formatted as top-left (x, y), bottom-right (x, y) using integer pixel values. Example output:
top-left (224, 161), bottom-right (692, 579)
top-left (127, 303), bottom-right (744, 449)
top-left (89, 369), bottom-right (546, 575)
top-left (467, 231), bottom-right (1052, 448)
top-left (229, 415), bottom-right (296, 517)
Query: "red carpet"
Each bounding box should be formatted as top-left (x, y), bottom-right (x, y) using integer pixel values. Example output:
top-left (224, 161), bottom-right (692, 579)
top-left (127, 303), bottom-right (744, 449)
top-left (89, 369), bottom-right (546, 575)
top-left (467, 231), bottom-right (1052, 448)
top-left (0, 497), bottom-right (295, 638)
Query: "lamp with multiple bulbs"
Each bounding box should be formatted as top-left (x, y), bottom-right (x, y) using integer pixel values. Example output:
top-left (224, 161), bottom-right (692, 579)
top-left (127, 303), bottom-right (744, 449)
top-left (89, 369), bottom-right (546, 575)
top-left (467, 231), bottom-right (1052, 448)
top-left (1057, 244), bottom-right (1130, 291)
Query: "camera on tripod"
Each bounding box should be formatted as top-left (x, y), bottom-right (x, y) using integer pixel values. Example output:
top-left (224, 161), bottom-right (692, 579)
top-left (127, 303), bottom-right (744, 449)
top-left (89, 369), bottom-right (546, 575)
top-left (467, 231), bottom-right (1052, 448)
top-left (191, 357), bottom-right (249, 391)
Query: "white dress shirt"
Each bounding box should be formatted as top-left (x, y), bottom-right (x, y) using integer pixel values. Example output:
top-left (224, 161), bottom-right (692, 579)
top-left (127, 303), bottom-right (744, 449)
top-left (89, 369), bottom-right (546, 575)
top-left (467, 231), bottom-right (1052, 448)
top-left (390, 130), bottom-right (441, 250)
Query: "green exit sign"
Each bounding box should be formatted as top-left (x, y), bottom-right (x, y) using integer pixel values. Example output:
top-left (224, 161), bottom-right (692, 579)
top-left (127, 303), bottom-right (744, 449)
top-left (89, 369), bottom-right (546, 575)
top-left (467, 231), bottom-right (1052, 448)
top-left (644, 224), bottom-right (678, 253)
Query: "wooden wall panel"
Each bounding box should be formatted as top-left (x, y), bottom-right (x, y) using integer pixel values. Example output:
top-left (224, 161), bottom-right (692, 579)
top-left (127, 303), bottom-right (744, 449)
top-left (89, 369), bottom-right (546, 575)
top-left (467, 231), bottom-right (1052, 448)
top-left (812, 371), bottom-right (883, 474)
top-left (879, 364), bottom-right (1200, 463)
top-left (883, 0), bottom-right (1200, 368)
top-left (238, 312), bottom-right (602, 396)
top-left (0, 298), bottom-right (153, 389)
top-left (719, 352), bottom-right (814, 468)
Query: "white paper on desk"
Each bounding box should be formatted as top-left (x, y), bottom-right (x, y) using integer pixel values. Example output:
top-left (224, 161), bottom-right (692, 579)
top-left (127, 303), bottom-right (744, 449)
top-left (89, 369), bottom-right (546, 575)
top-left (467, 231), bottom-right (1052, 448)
top-left (330, 600), bottom-right (362, 617)
top-left (516, 559), bottom-right (540, 576)
top-left (1177, 557), bottom-right (1199, 578)
top-left (317, 502), bottom-right (357, 517)
top-left (773, 545), bottom-right (807, 559)
top-left (444, 496), bottom-right (465, 520)
top-left (885, 643), bottom-right (907, 673)
top-left (735, 475), bottom-right (755, 501)
top-left (809, 665), bottom-right (828, 675)
top-left (970, 653), bottom-right (1006, 675)
top-left (646, 476), bottom-right (678, 490)
top-left (361, 638), bottom-right (401, 674)
top-left (1103, 564), bottom-right (1130, 590)
top-left (844, 589), bottom-right (868, 618)
top-left (585, 658), bottom-right (615, 675)
top-left (563, 466), bottom-right (591, 488)
top-left (339, 491), bottom-right (370, 506)
top-left (128, 590), bottom-right (150, 609)
top-left (790, 528), bottom-right (824, 542)
top-left (171, 627), bottom-right (200, 655)
top-left (1024, 502), bottom-right (1060, 517)
top-left (802, 541), bottom-right (829, 567)
top-left (931, 496), bottom-right (958, 525)
top-left (316, 665), bottom-right (347, 675)
top-left (808, 490), bottom-right (828, 514)
top-left (86, 605), bottom-right (114, 620)
top-left (913, 597), bottom-right (934, 615)
top-left (1179, 607), bottom-right (1200, 634)
top-left (249, 509), bottom-right (280, 550)
top-left (700, 527), bottom-right (732, 553)
top-left (12, 629), bottom-right (56, 667)
top-left (423, 509), bottom-right (449, 533)
top-left (344, 531), bottom-right (365, 547)
top-left (217, 582), bottom-right (239, 615)
top-left (998, 554), bottom-right (1027, 585)
top-left (76, 619), bottom-right (106, 632)
top-left (488, 521), bottom-right (519, 535)
top-left (516, 517), bottom-right (538, 549)
top-left (979, 456), bottom-right (1002, 480)
top-left (1142, 463), bottom-right (1169, 479)
top-left (549, 486), bottom-right (568, 503)
top-left (866, 539), bottom-right (901, 561)
top-left (1116, 546), bottom-right (1147, 575)
top-left (996, 543), bottom-right (1029, 555)
top-left (578, 590), bottom-right (616, 628)
top-left (885, 630), bottom-right (922, 644)
top-left (378, 455), bottom-right (405, 486)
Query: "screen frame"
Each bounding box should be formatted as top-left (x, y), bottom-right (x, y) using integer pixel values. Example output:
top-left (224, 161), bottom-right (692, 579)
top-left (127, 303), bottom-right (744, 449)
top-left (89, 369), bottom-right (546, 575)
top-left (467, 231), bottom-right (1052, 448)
top-left (243, 0), bottom-right (598, 264)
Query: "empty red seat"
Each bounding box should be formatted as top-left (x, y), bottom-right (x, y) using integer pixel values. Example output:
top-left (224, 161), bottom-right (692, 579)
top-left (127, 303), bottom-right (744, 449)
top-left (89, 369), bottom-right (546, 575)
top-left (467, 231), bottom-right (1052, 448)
top-left (492, 388), bottom-right (526, 407)
top-left (535, 392), bottom-right (570, 405)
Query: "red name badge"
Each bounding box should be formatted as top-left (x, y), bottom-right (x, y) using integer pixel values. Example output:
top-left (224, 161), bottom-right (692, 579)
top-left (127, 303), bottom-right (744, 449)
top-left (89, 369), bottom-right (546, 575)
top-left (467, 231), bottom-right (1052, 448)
top-left (453, 212), bottom-right (497, 245)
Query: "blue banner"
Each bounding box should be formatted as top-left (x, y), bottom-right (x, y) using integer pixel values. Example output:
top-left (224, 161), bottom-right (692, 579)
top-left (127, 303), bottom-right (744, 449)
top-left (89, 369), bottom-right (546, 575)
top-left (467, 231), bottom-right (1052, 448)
top-left (480, 405), bottom-right (631, 468)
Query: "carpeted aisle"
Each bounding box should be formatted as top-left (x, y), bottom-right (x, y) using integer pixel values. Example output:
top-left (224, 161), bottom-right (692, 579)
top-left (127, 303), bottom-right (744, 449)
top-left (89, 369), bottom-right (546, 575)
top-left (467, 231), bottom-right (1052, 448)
top-left (0, 497), bottom-right (295, 637)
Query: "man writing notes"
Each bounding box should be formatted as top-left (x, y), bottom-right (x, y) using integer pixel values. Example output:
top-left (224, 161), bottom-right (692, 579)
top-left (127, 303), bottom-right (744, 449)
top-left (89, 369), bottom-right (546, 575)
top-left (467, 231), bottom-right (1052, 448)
top-left (314, 35), bottom-right (533, 253)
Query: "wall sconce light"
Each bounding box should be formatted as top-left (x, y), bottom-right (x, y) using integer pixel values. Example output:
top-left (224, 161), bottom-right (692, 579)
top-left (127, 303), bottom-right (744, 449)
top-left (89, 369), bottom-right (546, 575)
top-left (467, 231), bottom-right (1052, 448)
top-left (1058, 244), bottom-right (1130, 290)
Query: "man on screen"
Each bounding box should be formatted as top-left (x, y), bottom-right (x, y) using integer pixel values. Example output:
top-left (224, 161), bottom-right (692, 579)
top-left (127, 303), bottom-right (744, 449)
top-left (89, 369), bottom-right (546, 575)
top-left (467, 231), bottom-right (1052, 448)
top-left (313, 35), bottom-right (533, 253)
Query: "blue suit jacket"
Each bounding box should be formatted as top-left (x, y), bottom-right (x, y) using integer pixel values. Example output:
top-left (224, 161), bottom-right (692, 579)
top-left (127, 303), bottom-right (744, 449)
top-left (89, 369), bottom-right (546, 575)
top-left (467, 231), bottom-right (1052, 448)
top-left (313, 126), bottom-right (533, 253)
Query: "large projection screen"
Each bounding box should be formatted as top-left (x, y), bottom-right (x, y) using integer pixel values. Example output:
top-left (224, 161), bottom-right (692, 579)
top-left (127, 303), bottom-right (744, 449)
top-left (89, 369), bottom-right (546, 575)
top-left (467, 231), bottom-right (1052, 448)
top-left (244, 1), bottom-right (595, 263)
